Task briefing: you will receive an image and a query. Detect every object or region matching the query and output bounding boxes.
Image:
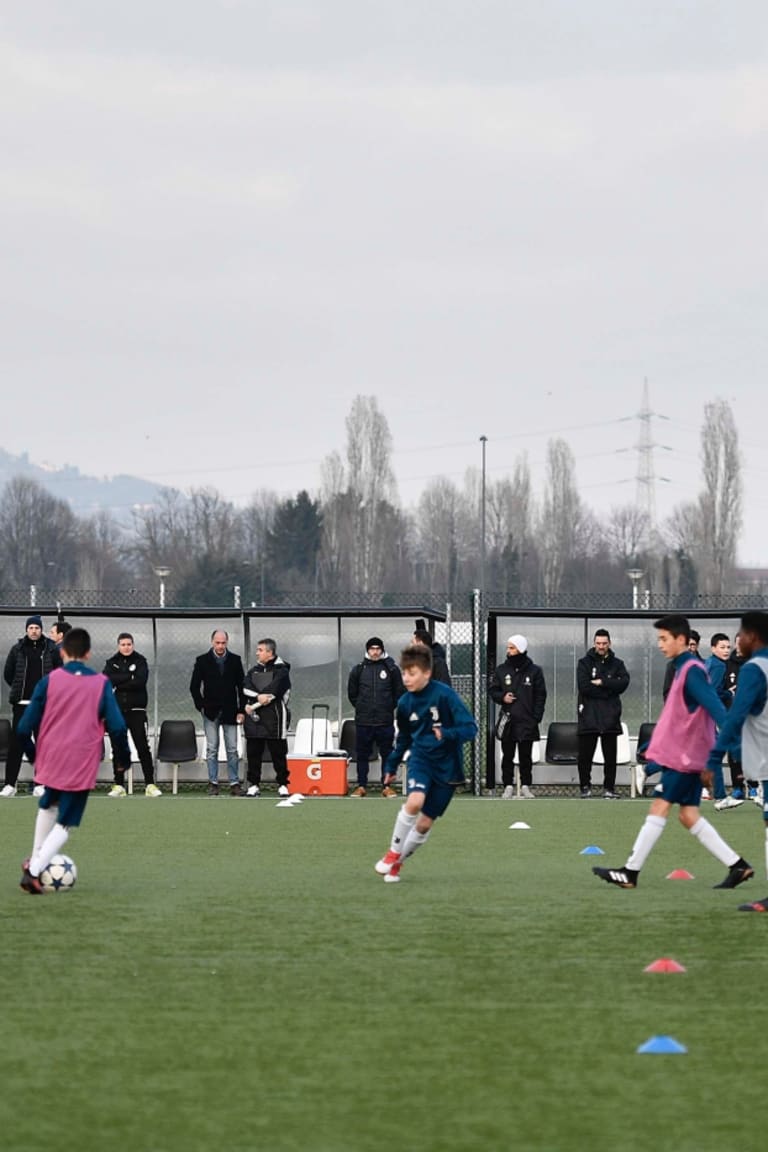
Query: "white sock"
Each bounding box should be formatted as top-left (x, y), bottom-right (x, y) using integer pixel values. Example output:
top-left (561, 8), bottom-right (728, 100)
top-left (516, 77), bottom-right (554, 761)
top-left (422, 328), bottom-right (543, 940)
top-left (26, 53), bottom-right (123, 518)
top-left (689, 817), bottom-right (739, 868)
top-left (390, 806), bottom-right (417, 855)
top-left (402, 827), bottom-right (431, 861)
top-left (30, 824), bottom-right (70, 877)
top-left (626, 814), bottom-right (666, 871)
top-left (33, 806), bottom-right (59, 855)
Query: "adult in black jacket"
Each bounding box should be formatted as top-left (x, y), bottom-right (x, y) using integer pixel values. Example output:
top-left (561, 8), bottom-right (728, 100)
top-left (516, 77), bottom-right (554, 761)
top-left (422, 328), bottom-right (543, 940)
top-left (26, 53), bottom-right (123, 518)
top-left (102, 633), bottom-right (160, 797)
top-left (413, 629), bottom-right (451, 685)
top-left (489, 634), bottom-right (547, 798)
top-left (243, 637), bottom-right (292, 797)
top-left (347, 637), bottom-right (404, 796)
top-left (576, 628), bottom-right (630, 798)
top-left (2, 615), bottom-right (61, 796)
top-left (190, 630), bottom-right (245, 796)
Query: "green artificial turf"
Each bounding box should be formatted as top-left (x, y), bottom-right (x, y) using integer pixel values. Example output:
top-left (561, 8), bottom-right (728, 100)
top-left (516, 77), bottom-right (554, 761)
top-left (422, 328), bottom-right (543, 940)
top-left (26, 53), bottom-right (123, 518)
top-left (2, 795), bottom-right (767, 1152)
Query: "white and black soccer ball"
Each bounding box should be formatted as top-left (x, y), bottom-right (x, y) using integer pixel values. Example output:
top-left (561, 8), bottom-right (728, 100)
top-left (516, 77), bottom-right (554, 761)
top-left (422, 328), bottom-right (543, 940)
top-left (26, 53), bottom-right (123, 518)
top-left (39, 854), bottom-right (78, 892)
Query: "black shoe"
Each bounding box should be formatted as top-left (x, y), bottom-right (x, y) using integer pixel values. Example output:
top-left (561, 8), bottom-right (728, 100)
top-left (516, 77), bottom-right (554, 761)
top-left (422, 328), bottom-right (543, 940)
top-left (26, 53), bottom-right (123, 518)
top-left (714, 860), bottom-right (754, 889)
top-left (20, 867), bottom-right (44, 894)
top-left (592, 866), bottom-right (638, 889)
top-left (579, 787), bottom-right (591, 798)
top-left (738, 896), bottom-right (768, 912)
top-left (207, 783), bottom-right (219, 797)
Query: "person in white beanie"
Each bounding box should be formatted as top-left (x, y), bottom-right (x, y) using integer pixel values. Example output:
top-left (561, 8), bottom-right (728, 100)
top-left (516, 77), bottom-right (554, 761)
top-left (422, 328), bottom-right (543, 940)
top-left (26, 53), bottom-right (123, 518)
top-left (489, 635), bottom-right (547, 798)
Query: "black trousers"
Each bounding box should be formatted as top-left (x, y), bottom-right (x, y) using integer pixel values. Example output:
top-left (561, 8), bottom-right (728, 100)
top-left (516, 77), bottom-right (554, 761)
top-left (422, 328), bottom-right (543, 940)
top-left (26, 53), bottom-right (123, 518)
top-left (246, 737), bottom-right (289, 787)
top-left (5, 703), bottom-right (30, 788)
top-left (111, 710), bottom-right (155, 785)
top-left (578, 732), bottom-right (618, 791)
top-left (500, 733), bottom-right (535, 786)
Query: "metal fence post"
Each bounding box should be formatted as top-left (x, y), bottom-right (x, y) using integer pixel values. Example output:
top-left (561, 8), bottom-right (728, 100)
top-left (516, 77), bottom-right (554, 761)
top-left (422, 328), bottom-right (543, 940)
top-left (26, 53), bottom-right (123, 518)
top-left (471, 588), bottom-right (483, 795)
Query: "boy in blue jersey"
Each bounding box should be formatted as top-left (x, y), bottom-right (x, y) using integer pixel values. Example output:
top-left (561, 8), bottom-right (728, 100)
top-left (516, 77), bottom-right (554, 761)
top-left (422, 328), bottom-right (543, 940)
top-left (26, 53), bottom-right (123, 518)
top-left (705, 612), bottom-right (768, 912)
top-left (375, 644), bottom-right (478, 884)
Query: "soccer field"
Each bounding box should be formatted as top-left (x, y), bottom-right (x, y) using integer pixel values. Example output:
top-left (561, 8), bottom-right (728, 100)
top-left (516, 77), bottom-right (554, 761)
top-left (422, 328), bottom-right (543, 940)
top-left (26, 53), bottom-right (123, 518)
top-left (2, 795), bottom-right (766, 1152)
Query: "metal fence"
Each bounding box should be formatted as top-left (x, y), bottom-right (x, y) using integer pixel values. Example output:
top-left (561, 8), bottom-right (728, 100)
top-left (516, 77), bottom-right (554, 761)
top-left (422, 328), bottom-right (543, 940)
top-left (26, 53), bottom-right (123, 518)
top-left (0, 595), bottom-right (760, 795)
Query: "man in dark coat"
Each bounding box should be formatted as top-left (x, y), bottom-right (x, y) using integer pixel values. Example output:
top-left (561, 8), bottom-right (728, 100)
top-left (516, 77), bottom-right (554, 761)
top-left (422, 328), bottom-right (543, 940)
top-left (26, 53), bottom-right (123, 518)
top-left (102, 632), bottom-right (161, 797)
top-left (190, 629), bottom-right (245, 796)
top-left (347, 636), bottom-right (404, 797)
top-left (489, 634), bottom-right (547, 798)
top-left (2, 615), bottom-right (61, 797)
top-left (243, 638), bottom-right (292, 797)
top-left (413, 628), bottom-right (451, 685)
top-left (577, 628), bottom-right (630, 799)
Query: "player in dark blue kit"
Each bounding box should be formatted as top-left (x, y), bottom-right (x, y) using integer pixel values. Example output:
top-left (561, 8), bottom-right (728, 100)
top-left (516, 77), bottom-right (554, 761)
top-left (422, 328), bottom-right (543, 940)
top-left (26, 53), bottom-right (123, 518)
top-left (375, 644), bottom-right (478, 884)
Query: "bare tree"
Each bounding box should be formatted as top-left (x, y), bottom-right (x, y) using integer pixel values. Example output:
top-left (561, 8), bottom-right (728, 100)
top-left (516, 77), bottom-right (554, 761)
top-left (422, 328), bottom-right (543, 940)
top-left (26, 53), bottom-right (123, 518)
top-left (538, 439), bottom-right (581, 598)
top-left (698, 398), bottom-right (742, 596)
top-left (605, 504), bottom-right (650, 566)
top-left (0, 476), bottom-right (80, 588)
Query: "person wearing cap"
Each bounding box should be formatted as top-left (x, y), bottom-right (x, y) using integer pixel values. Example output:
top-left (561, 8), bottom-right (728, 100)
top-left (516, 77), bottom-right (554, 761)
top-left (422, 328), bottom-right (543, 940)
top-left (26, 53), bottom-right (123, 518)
top-left (2, 615), bottom-right (62, 797)
top-left (577, 628), bottom-right (630, 799)
top-left (347, 637), bottom-right (404, 797)
top-left (489, 635), bottom-right (547, 798)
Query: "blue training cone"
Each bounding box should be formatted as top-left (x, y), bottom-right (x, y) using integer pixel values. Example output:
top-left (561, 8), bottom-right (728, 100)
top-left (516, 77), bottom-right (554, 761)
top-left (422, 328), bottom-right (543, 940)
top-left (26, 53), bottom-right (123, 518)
top-left (636, 1035), bottom-right (687, 1055)
top-left (580, 845), bottom-right (605, 855)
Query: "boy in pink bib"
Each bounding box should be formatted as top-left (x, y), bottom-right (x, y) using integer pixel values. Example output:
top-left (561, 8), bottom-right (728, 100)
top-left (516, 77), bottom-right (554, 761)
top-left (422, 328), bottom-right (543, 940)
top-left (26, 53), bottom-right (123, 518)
top-left (593, 615), bottom-right (753, 892)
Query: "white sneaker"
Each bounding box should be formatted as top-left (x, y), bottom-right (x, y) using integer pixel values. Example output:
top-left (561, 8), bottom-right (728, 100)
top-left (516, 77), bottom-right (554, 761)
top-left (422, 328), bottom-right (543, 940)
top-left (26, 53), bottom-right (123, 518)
top-left (753, 793), bottom-right (764, 808)
top-left (0, 784), bottom-right (17, 797)
top-left (501, 785), bottom-right (515, 799)
top-left (32, 784), bottom-right (45, 798)
top-left (634, 764), bottom-right (646, 796)
top-left (714, 795), bottom-right (744, 811)
top-left (277, 785), bottom-right (289, 797)
top-left (701, 788), bottom-right (711, 800)
top-left (246, 785), bottom-right (260, 797)
top-left (107, 784), bottom-right (127, 798)
top-left (145, 784), bottom-right (162, 797)
top-left (520, 785), bottom-right (535, 799)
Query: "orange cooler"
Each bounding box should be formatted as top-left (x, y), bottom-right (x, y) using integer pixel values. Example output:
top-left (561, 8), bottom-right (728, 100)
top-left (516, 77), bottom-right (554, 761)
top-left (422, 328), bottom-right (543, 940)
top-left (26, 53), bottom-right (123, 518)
top-left (287, 754), bottom-right (349, 796)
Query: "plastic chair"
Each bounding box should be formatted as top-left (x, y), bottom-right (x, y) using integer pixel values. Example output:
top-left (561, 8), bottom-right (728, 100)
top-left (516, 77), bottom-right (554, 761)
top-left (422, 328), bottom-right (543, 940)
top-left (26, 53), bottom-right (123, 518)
top-left (338, 719), bottom-right (357, 761)
top-left (635, 722), bottom-right (656, 764)
top-left (544, 722), bottom-right (580, 764)
top-left (156, 721), bottom-right (198, 795)
top-left (592, 722), bottom-right (631, 765)
top-left (293, 717), bottom-right (336, 755)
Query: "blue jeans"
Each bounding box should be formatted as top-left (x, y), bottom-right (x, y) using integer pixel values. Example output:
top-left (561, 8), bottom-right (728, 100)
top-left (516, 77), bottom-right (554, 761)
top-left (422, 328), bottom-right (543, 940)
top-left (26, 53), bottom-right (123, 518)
top-left (203, 715), bottom-right (240, 784)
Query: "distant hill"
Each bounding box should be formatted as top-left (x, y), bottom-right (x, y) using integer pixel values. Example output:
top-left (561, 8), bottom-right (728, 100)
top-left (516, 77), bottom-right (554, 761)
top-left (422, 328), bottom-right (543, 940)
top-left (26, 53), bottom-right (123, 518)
top-left (0, 447), bottom-right (173, 524)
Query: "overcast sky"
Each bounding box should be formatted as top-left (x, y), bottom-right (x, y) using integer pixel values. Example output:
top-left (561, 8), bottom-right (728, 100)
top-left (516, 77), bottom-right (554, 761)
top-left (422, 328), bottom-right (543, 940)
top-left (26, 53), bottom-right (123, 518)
top-left (2, 1), bottom-right (767, 562)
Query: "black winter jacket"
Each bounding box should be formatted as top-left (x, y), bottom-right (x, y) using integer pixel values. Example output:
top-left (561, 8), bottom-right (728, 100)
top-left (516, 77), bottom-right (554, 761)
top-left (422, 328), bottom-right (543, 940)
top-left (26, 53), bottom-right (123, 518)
top-left (103, 650), bottom-right (150, 712)
top-left (189, 649), bottom-right (245, 723)
top-left (243, 657), bottom-right (291, 740)
top-left (489, 654), bottom-right (547, 741)
top-left (577, 647), bottom-right (630, 734)
top-left (348, 654), bottom-right (404, 726)
top-left (4, 636), bottom-right (61, 704)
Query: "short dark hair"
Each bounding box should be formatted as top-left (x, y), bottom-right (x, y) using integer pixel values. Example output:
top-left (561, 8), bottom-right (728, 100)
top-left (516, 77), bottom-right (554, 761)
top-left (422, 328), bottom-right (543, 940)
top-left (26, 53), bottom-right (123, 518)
top-left (257, 638), bottom-right (277, 655)
top-left (689, 629), bottom-right (700, 645)
top-left (401, 644), bottom-right (432, 673)
top-left (710, 632), bottom-right (729, 647)
top-left (413, 628), bottom-right (433, 647)
top-left (117, 631), bottom-right (134, 643)
top-left (62, 627), bottom-right (90, 659)
top-left (654, 614), bottom-right (691, 641)
top-left (741, 612), bottom-right (768, 646)
top-left (53, 620), bottom-right (72, 637)
top-left (594, 628), bottom-right (611, 642)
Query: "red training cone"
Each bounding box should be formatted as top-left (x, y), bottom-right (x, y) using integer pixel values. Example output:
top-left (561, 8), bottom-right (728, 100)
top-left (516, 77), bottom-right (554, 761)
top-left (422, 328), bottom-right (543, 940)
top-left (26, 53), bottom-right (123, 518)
top-left (666, 869), bottom-right (695, 880)
top-left (644, 958), bottom-right (687, 973)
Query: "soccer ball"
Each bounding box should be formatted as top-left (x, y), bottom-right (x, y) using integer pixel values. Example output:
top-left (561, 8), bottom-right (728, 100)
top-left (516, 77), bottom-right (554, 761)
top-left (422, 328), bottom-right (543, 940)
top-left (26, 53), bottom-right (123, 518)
top-left (39, 854), bottom-right (77, 892)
